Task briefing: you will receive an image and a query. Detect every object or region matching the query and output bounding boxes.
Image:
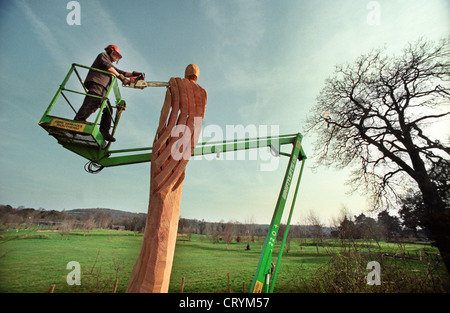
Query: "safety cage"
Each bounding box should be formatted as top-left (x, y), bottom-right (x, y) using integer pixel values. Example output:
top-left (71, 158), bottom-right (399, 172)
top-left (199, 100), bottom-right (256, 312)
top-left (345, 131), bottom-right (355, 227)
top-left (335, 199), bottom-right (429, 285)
top-left (38, 63), bottom-right (126, 165)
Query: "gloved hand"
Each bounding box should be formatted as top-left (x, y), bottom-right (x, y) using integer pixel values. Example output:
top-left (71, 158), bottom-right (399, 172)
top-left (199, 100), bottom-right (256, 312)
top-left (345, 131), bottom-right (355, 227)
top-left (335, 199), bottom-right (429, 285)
top-left (132, 71), bottom-right (143, 77)
top-left (118, 74), bottom-right (130, 86)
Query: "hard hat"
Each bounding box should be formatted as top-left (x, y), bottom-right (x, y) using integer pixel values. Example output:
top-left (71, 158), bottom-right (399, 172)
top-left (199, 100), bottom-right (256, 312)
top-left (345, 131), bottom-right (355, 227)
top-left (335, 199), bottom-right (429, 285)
top-left (105, 44), bottom-right (122, 59)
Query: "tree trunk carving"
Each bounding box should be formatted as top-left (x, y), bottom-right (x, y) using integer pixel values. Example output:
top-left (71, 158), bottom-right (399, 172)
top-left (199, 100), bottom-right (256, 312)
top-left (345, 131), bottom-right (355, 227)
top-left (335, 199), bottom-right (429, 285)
top-left (127, 65), bottom-right (207, 292)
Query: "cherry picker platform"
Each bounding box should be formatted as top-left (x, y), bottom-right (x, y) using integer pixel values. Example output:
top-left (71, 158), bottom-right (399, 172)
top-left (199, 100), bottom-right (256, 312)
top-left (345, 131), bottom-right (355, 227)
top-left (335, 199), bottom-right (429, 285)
top-left (38, 64), bottom-right (126, 160)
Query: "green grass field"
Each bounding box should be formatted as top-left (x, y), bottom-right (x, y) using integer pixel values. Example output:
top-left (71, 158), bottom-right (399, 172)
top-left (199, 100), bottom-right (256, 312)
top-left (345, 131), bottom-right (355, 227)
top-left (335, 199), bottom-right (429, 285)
top-left (0, 227), bottom-right (448, 293)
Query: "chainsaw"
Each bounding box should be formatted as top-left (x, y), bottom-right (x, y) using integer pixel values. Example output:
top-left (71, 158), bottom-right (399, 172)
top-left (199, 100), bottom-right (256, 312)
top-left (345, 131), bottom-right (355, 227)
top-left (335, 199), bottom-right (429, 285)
top-left (123, 73), bottom-right (169, 89)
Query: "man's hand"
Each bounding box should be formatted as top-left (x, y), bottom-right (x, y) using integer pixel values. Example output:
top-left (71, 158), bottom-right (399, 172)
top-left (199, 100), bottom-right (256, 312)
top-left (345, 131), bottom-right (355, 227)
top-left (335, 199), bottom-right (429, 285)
top-left (107, 67), bottom-right (130, 85)
top-left (118, 74), bottom-right (130, 86)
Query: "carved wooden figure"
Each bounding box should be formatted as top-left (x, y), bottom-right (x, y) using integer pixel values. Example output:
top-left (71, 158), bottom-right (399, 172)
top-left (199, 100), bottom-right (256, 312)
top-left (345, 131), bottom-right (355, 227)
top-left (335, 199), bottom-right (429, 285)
top-left (126, 64), bottom-right (207, 293)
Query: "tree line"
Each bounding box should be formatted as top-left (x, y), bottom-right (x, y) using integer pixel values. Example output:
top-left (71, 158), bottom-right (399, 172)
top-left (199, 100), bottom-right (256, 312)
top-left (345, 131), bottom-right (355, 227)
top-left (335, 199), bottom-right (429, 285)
top-left (0, 205), bottom-right (146, 232)
top-left (0, 204), bottom-right (430, 243)
top-left (333, 210), bottom-right (428, 241)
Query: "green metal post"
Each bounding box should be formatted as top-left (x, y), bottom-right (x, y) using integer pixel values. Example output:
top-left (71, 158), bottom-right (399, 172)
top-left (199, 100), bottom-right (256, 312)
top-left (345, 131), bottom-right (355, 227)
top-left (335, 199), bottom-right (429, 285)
top-left (250, 133), bottom-right (303, 293)
top-left (269, 158), bottom-right (306, 293)
top-left (40, 66), bottom-right (75, 120)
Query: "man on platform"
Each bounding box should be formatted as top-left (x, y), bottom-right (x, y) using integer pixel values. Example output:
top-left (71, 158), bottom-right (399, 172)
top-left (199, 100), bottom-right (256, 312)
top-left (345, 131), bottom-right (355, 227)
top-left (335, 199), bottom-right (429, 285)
top-left (75, 44), bottom-right (142, 142)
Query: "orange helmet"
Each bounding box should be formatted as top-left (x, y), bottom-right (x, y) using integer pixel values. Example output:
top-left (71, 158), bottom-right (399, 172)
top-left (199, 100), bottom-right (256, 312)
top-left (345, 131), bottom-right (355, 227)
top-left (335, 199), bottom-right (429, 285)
top-left (105, 44), bottom-right (122, 59)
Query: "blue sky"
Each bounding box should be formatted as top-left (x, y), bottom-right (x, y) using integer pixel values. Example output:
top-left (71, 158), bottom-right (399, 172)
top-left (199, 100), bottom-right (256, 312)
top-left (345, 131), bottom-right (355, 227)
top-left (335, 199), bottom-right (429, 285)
top-left (0, 0), bottom-right (448, 225)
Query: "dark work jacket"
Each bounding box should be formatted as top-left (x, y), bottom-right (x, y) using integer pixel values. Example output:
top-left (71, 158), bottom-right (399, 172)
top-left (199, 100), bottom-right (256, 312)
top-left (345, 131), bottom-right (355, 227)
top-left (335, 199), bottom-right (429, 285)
top-left (84, 52), bottom-right (126, 89)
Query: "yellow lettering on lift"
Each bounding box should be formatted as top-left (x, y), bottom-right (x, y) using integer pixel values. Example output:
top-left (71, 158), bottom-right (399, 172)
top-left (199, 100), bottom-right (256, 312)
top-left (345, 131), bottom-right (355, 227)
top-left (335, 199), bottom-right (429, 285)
top-left (50, 118), bottom-right (86, 132)
top-left (253, 281), bottom-right (263, 293)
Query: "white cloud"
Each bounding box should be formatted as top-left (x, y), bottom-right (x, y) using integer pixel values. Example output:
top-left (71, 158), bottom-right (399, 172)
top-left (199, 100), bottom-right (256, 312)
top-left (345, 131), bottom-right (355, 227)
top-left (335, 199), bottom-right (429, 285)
top-left (16, 0), bottom-right (68, 68)
top-left (200, 0), bottom-right (265, 90)
top-left (84, 0), bottom-right (153, 74)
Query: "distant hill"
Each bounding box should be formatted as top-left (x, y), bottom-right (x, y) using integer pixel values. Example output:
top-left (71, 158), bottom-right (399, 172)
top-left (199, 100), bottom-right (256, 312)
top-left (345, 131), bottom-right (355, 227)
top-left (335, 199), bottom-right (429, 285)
top-left (67, 208), bottom-right (146, 224)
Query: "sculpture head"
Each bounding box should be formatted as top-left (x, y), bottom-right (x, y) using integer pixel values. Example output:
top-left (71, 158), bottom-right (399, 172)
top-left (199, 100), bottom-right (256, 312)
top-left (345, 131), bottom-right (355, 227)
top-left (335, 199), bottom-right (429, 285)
top-left (185, 64), bottom-right (200, 82)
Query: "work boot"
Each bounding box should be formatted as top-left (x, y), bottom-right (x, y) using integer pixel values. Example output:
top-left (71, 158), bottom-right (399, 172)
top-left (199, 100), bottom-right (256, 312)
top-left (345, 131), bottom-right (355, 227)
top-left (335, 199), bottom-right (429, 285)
top-left (101, 132), bottom-right (116, 142)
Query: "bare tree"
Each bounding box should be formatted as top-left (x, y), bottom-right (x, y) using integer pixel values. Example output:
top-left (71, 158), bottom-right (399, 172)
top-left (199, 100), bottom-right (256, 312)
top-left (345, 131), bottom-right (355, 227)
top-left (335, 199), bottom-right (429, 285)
top-left (59, 219), bottom-right (73, 239)
top-left (306, 38), bottom-right (450, 271)
top-left (306, 211), bottom-right (325, 254)
top-left (244, 216), bottom-right (256, 244)
top-left (94, 212), bottom-right (112, 229)
top-left (223, 221), bottom-right (237, 248)
top-left (83, 216), bottom-right (96, 232)
top-left (178, 218), bottom-right (191, 233)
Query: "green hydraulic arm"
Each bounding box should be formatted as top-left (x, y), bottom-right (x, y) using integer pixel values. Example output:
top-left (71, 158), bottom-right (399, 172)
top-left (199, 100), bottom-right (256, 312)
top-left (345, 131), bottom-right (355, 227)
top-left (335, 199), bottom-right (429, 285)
top-left (269, 157), bottom-right (306, 293)
top-left (91, 133), bottom-right (304, 167)
top-left (250, 133), bottom-right (306, 293)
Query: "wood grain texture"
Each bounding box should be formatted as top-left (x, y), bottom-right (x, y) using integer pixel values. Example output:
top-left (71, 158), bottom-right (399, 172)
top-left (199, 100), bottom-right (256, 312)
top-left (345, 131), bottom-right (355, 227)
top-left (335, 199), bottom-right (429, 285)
top-left (127, 69), bottom-right (207, 293)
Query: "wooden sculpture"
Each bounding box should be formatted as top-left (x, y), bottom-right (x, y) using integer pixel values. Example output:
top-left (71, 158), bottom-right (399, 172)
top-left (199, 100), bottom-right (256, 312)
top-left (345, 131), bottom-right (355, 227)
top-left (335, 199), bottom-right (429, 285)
top-left (126, 64), bottom-right (207, 293)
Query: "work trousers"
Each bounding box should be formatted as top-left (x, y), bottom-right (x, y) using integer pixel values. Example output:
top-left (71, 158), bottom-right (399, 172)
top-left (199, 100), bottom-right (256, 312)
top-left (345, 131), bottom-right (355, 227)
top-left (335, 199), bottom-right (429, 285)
top-left (74, 82), bottom-right (113, 134)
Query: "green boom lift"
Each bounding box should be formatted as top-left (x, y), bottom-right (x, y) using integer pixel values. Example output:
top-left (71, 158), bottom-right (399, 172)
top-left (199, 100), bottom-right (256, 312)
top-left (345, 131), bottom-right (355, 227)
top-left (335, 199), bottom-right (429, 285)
top-left (39, 64), bottom-right (307, 293)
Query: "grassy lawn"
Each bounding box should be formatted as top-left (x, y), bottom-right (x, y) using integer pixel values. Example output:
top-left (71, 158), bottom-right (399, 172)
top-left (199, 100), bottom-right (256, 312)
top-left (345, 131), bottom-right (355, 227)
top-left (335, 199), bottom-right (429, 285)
top-left (0, 228), bottom-right (448, 293)
top-left (0, 228), bottom-right (142, 293)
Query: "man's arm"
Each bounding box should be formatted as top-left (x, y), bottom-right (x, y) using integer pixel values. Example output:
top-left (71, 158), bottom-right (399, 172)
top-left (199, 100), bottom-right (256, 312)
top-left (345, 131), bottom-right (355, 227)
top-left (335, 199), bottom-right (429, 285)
top-left (107, 66), bottom-right (122, 77)
top-left (107, 66), bottom-right (131, 85)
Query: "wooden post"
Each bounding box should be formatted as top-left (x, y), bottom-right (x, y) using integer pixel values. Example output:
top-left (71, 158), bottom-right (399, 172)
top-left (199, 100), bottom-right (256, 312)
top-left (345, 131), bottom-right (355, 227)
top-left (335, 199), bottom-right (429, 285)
top-left (48, 284), bottom-right (56, 293)
top-left (180, 277), bottom-right (185, 293)
top-left (113, 279), bottom-right (119, 293)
